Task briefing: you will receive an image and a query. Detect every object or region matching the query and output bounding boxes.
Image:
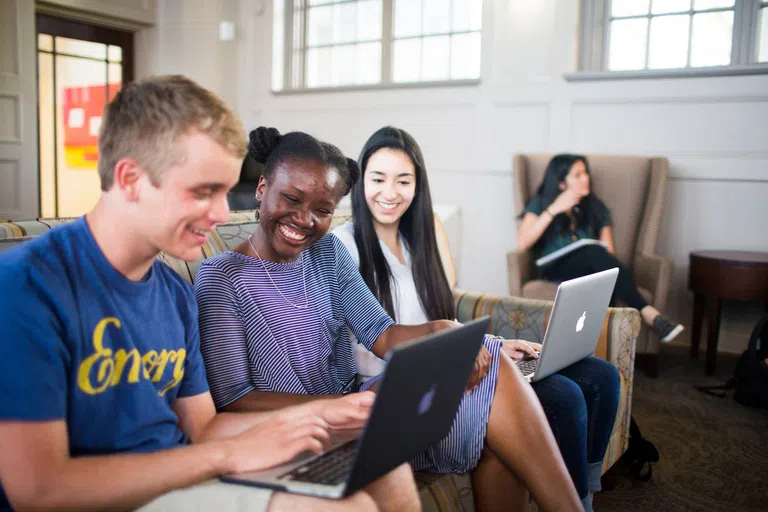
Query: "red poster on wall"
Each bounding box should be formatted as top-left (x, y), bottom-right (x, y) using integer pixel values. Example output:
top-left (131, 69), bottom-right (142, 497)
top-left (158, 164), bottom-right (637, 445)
top-left (61, 83), bottom-right (120, 168)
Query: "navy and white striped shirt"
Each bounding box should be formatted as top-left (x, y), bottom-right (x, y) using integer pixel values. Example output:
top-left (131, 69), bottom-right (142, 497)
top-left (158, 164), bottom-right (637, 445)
top-left (195, 233), bottom-right (502, 474)
top-left (194, 234), bottom-right (394, 409)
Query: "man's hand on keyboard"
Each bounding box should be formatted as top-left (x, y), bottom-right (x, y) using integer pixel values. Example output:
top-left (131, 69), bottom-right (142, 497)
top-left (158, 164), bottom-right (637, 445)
top-left (224, 405), bottom-right (331, 473)
top-left (501, 339), bottom-right (541, 360)
top-left (313, 391), bottom-right (375, 430)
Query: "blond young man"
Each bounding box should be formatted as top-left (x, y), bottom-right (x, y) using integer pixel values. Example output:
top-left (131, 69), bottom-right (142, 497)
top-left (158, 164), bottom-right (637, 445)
top-left (0, 75), bottom-right (418, 512)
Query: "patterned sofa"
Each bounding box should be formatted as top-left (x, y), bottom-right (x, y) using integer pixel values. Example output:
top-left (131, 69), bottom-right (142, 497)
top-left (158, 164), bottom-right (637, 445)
top-left (0, 211), bottom-right (639, 511)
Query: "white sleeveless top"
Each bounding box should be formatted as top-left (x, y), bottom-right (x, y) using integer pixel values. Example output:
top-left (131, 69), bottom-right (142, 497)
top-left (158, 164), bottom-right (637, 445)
top-left (331, 222), bottom-right (429, 378)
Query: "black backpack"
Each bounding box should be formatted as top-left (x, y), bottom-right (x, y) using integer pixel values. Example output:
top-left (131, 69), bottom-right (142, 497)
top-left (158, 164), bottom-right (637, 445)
top-left (624, 416), bottom-right (659, 482)
top-left (697, 314), bottom-right (768, 409)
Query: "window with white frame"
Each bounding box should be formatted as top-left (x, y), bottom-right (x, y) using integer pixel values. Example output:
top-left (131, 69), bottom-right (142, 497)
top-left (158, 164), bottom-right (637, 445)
top-left (580, 0), bottom-right (768, 72)
top-left (272, 0), bottom-right (483, 92)
top-left (759, 0), bottom-right (768, 61)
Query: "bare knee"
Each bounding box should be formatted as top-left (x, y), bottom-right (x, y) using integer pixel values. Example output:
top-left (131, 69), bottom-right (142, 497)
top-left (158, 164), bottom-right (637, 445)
top-left (471, 448), bottom-right (529, 511)
top-left (268, 490), bottom-right (378, 512)
top-left (344, 491), bottom-right (378, 512)
top-left (490, 352), bottom-right (538, 414)
top-left (365, 463), bottom-right (420, 512)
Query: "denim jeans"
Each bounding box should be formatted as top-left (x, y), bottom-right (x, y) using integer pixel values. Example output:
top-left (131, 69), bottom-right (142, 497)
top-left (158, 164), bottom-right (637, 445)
top-left (532, 356), bottom-right (620, 502)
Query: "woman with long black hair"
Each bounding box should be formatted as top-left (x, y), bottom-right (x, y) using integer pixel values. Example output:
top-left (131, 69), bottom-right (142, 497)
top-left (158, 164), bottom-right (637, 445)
top-left (333, 127), bottom-right (621, 511)
top-left (517, 154), bottom-right (683, 342)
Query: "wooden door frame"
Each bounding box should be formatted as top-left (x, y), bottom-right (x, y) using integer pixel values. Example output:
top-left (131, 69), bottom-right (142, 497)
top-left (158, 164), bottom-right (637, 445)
top-left (36, 14), bottom-right (134, 82)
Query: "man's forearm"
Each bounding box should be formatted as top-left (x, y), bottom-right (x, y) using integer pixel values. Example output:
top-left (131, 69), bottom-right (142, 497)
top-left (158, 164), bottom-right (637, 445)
top-left (198, 410), bottom-right (277, 442)
top-left (7, 442), bottom-right (229, 512)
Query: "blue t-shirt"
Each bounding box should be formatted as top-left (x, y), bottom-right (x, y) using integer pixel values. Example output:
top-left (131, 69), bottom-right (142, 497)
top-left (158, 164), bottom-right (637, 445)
top-left (0, 217), bottom-right (209, 509)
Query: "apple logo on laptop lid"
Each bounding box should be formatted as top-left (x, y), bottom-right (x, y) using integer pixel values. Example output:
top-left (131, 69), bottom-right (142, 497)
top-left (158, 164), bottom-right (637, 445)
top-left (418, 384), bottom-right (437, 416)
top-left (576, 311), bottom-right (586, 332)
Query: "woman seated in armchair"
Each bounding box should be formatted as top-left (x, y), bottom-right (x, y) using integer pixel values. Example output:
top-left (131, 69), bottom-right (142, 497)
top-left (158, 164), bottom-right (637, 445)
top-left (332, 126), bottom-right (621, 511)
top-left (195, 127), bottom-right (582, 512)
top-left (517, 154), bottom-right (683, 343)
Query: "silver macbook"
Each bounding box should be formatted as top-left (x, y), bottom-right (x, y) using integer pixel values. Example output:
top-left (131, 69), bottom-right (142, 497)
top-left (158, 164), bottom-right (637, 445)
top-left (517, 268), bottom-right (619, 383)
top-left (220, 316), bottom-right (490, 499)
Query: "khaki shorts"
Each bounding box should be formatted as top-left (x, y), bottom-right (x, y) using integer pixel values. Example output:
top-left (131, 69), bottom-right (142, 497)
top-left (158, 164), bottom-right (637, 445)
top-left (138, 479), bottom-right (273, 512)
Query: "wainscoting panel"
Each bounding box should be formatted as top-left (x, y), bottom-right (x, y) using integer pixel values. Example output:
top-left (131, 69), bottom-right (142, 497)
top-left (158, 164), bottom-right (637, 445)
top-left (569, 98), bottom-right (768, 157)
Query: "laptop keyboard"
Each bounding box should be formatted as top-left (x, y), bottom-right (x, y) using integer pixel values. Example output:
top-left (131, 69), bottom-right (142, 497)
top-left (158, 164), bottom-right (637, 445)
top-left (280, 441), bottom-right (357, 486)
top-left (516, 357), bottom-right (539, 376)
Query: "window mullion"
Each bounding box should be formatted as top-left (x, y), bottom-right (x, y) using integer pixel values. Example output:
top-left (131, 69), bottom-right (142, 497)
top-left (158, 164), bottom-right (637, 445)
top-left (448, 0), bottom-right (454, 78)
top-left (382, 0), bottom-right (393, 83)
top-left (578, 0), bottom-right (590, 70)
top-left (731, 0), bottom-right (746, 65)
top-left (643, 11), bottom-right (652, 69)
top-left (686, 11), bottom-right (694, 67)
top-left (419, 0), bottom-right (426, 80)
top-left (300, 2), bottom-right (308, 89)
top-left (284, 0), bottom-right (293, 90)
top-left (580, 0), bottom-right (603, 71)
top-left (763, 2), bottom-right (768, 62)
top-left (601, 0), bottom-right (612, 70)
top-left (738, 0), bottom-right (760, 64)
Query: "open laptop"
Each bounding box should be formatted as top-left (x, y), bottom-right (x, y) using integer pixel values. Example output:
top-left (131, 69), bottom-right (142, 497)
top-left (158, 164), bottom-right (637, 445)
top-left (517, 268), bottom-right (619, 383)
top-left (221, 316), bottom-right (490, 499)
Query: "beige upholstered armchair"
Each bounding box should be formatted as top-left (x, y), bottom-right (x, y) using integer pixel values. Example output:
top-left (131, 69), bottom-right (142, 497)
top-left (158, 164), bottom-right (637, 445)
top-left (507, 153), bottom-right (673, 376)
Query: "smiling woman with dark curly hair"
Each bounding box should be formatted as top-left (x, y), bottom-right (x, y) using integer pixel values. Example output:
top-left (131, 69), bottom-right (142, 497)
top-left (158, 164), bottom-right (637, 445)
top-left (195, 126), bottom-right (584, 512)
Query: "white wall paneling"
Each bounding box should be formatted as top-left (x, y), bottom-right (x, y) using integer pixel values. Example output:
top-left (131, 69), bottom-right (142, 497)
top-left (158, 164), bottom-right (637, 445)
top-left (489, 102), bottom-right (551, 158)
top-left (0, 93), bottom-right (21, 143)
top-left (0, 0), bottom-right (38, 220)
top-left (569, 97), bottom-right (768, 156)
top-left (668, 156), bottom-right (768, 182)
top-left (0, 158), bottom-right (20, 211)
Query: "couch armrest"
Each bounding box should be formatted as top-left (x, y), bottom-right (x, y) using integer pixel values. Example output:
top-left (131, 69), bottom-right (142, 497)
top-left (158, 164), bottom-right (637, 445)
top-left (454, 288), bottom-right (640, 473)
top-left (603, 306), bottom-right (640, 384)
top-left (633, 252), bottom-right (673, 311)
top-left (506, 250), bottom-right (533, 297)
top-left (601, 306), bottom-right (640, 471)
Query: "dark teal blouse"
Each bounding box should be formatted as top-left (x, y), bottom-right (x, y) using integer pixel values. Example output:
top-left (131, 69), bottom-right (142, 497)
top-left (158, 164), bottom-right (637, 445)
top-left (523, 195), bottom-right (612, 261)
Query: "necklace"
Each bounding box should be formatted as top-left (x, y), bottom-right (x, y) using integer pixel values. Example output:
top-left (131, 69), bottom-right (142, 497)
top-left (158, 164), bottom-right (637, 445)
top-left (247, 235), bottom-right (309, 310)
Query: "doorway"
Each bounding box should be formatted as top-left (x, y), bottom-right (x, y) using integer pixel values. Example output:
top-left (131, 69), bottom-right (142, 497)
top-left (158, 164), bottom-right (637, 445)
top-left (36, 14), bottom-right (134, 218)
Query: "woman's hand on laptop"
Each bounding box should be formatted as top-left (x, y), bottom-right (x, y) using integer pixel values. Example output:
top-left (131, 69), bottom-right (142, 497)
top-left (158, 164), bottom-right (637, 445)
top-left (501, 340), bottom-right (542, 360)
top-left (466, 346), bottom-right (492, 393)
top-left (313, 391), bottom-right (375, 430)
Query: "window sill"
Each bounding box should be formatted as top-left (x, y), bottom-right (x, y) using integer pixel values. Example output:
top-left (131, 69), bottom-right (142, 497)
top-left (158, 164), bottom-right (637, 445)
top-left (563, 64), bottom-right (768, 82)
top-left (272, 79), bottom-right (481, 95)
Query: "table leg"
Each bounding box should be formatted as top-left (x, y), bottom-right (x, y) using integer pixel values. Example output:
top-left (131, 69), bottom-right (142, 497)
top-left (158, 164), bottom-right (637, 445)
top-left (691, 293), bottom-right (704, 359)
top-left (706, 297), bottom-right (721, 376)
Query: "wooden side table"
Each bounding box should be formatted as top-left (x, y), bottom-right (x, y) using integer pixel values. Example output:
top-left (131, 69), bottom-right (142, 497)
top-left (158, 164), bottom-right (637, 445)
top-left (688, 251), bottom-right (768, 375)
